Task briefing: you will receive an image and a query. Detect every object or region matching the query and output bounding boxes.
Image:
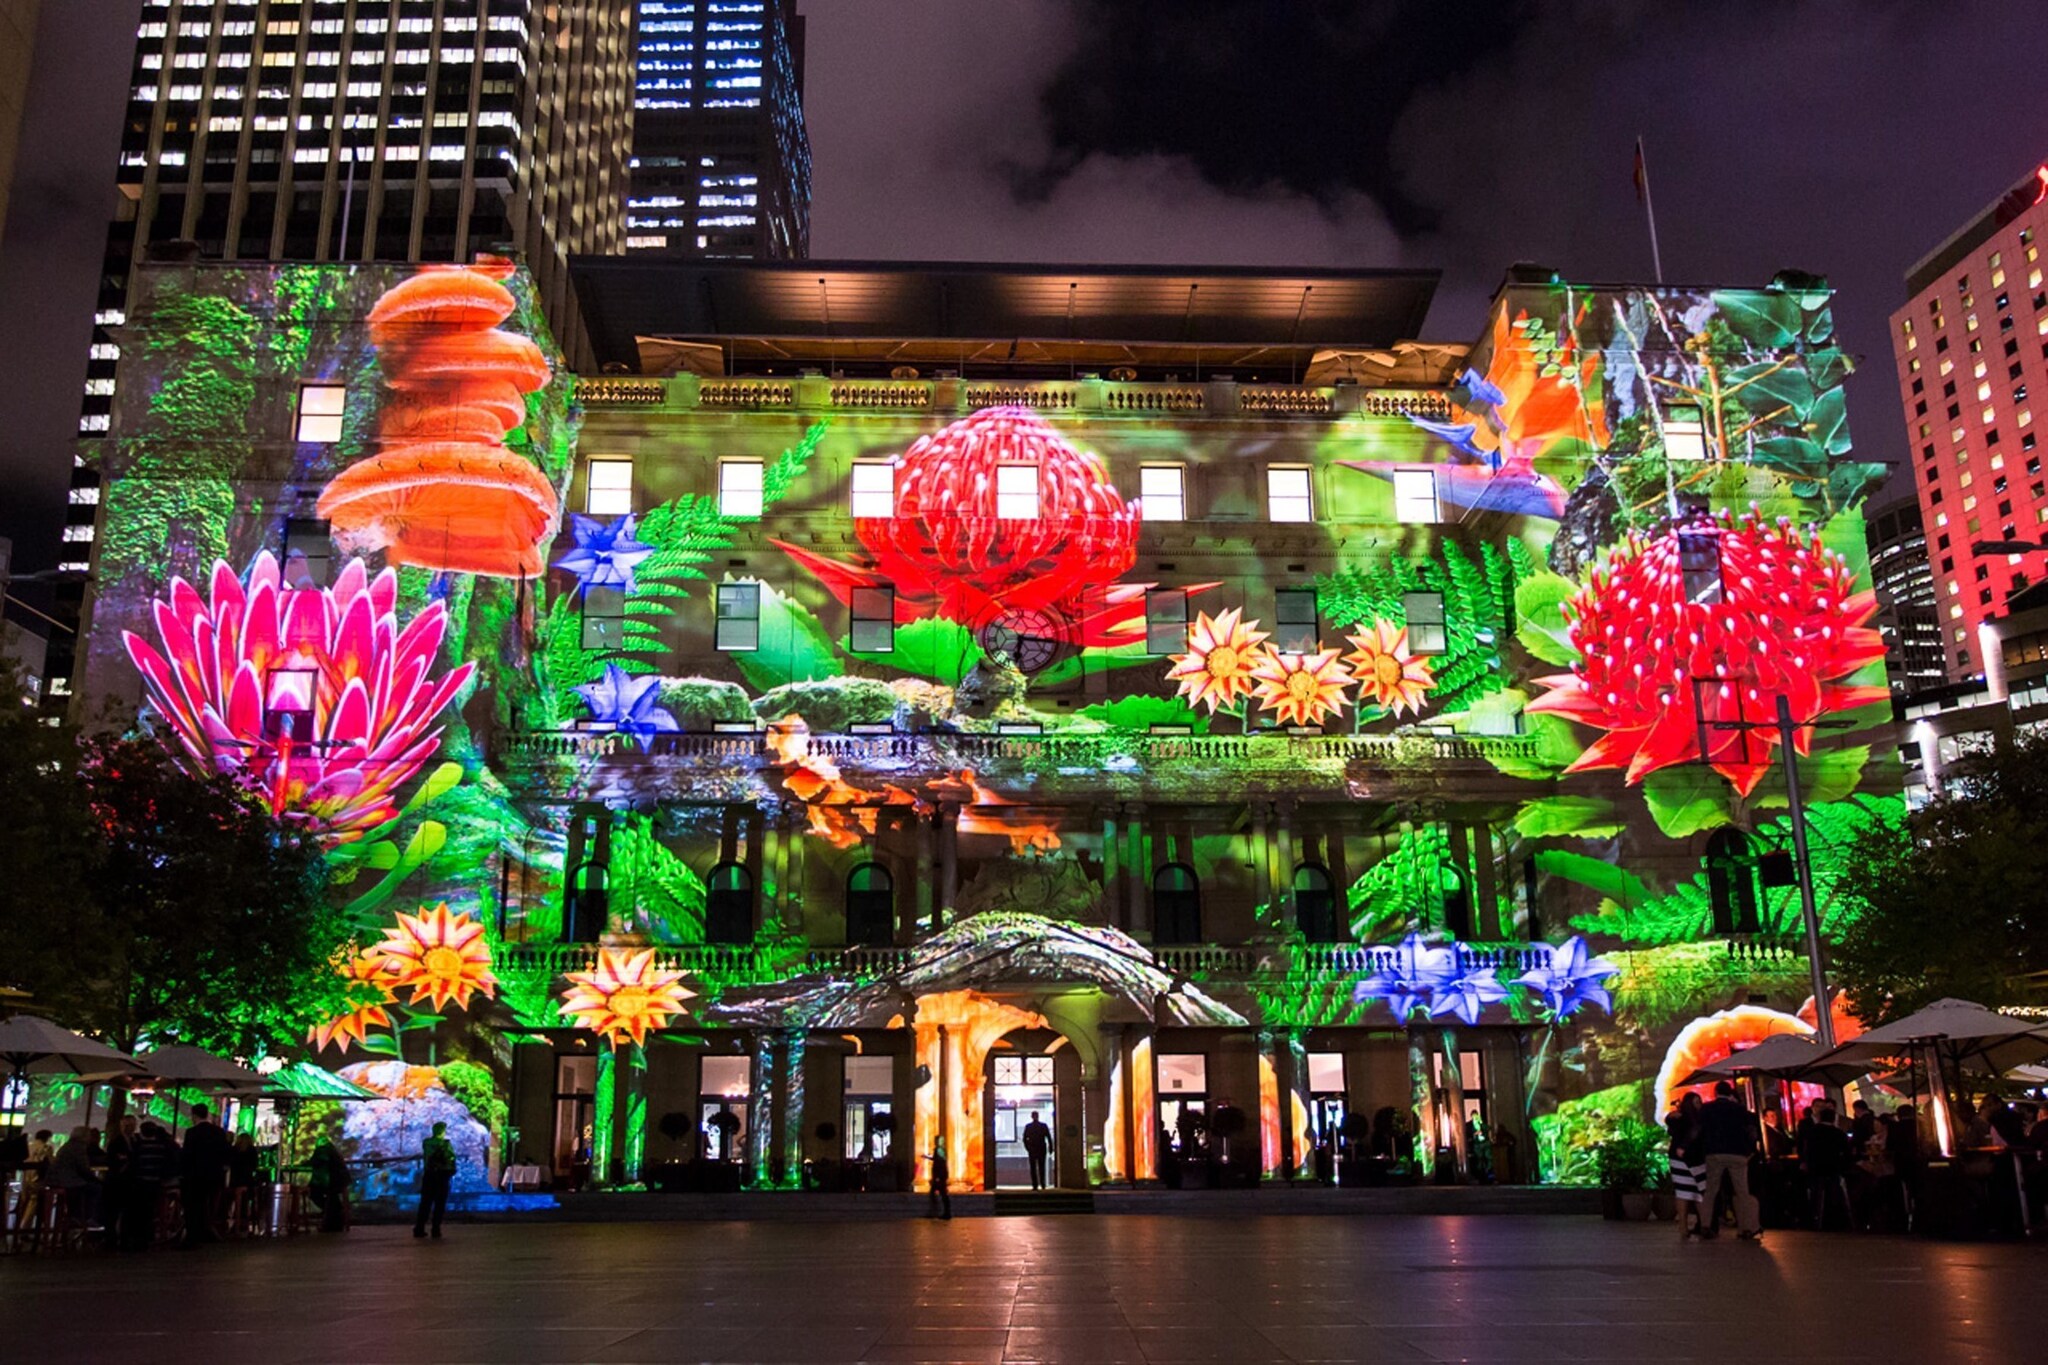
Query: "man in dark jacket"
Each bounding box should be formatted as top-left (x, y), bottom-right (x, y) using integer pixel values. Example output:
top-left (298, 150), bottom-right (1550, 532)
top-left (1021, 1112), bottom-right (1053, 1190)
top-left (1697, 1082), bottom-right (1763, 1241)
top-left (414, 1122), bottom-right (458, 1239)
top-left (180, 1105), bottom-right (232, 1244)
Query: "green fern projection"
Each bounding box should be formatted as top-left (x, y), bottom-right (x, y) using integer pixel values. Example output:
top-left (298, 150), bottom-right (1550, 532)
top-left (615, 421), bottom-right (827, 668)
top-left (611, 816), bottom-right (708, 943)
top-left (1347, 823), bottom-right (1455, 941)
top-left (1565, 796), bottom-right (1905, 946)
top-left (1313, 539), bottom-right (1529, 712)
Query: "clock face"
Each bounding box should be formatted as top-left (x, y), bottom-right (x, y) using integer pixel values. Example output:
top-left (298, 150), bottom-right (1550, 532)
top-left (978, 607), bottom-right (1063, 674)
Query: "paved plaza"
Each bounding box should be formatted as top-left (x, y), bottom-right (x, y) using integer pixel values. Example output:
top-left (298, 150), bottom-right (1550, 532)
top-left (1, 1215), bottom-right (2039, 1363)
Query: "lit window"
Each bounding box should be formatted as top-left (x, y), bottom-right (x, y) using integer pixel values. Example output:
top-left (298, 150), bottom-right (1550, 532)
top-left (1678, 531), bottom-right (1724, 604)
top-left (581, 587), bottom-right (625, 650)
top-left (850, 460), bottom-right (894, 518)
top-left (296, 383), bottom-right (345, 442)
top-left (1145, 588), bottom-right (1188, 655)
top-left (1267, 465), bottom-right (1314, 522)
top-left (586, 459), bottom-right (633, 515)
top-left (263, 666), bottom-right (316, 741)
top-left (1140, 464), bottom-right (1186, 521)
top-left (1274, 589), bottom-right (1319, 652)
top-left (996, 465), bottom-right (1038, 520)
top-left (1403, 591), bottom-right (1447, 655)
top-left (715, 581), bottom-right (760, 651)
top-left (1391, 468), bottom-right (1438, 523)
top-left (850, 586), bottom-right (894, 653)
top-left (283, 518), bottom-right (332, 589)
top-left (719, 459), bottom-right (763, 517)
top-left (1663, 405), bottom-right (1709, 461)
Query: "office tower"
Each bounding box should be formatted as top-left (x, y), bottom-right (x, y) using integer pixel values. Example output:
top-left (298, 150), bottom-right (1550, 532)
top-left (1889, 159), bottom-right (2048, 682)
top-left (1865, 496), bottom-right (1945, 695)
top-left (43, 0), bottom-right (635, 713)
top-left (625, 0), bottom-right (809, 258)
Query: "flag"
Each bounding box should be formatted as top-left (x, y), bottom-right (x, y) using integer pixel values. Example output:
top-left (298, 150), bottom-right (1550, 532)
top-left (1633, 138), bottom-right (1648, 204)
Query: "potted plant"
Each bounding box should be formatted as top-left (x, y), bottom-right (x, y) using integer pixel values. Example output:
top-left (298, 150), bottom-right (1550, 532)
top-left (648, 1110), bottom-right (696, 1191)
top-left (1594, 1119), bottom-right (1666, 1220)
top-left (1338, 1112), bottom-right (1377, 1187)
top-left (1210, 1105), bottom-right (1254, 1186)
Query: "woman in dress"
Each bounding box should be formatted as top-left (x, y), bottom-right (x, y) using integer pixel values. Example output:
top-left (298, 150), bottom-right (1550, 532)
top-left (1667, 1092), bottom-right (1708, 1239)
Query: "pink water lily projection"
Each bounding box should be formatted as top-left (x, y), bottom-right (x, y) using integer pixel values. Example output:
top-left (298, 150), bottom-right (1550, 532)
top-left (123, 551), bottom-right (474, 841)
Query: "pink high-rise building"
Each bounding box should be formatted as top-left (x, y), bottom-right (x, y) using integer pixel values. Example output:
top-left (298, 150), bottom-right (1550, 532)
top-left (1891, 161), bottom-right (2048, 682)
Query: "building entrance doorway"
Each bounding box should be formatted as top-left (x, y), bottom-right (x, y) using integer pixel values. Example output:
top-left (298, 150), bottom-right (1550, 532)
top-left (989, 1053), bottom-right (1057, 1189)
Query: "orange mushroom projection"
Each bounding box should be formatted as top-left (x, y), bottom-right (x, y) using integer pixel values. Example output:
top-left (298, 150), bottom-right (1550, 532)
top-left (318, 260), bottom-right (560, 579)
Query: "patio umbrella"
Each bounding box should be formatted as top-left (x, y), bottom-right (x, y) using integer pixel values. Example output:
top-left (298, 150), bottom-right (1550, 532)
top-left (1676, 1031), bottom-right (1875, 1089)
top-left (0, 1014), bottom-right (145, 1081)
top-left (1813, 998), bottom-right (2048, 1076)
top-left (133, 1044), bottom-right (265, 1092)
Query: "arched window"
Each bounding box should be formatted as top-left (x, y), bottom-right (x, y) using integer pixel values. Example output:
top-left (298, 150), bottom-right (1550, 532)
top-left (846, 863), bottom-right (894, 948)
top-left (705, 861), bottom-right (753, 945)
top-left (1438, 863), bottom-right (1472, 940)
top-left (1293, 864), bottom-right (1338, 943)
top-left (1703, 829), bottom-right (1760, 935)
top-left (1152, 863), bottom-right (1201, 944)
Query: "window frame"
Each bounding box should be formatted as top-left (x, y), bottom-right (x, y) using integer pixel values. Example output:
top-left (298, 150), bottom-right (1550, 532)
top-left (996, 464), bottom-right (1039, 520)
top-left (580, 585), bottom-right (627, 651)
top-left (1392, 467), bottom-right (1440, 524)
top-left (1274, 588), bottom-right (1319, 653)
top-left (1145, 587), bottom-right (1189, 656)
top-left (849, 584), bottom-right (895, 654)
top-left (295, 382), bottom-right (346, 443)
top-left (1266, 464), bottom-right (1314, 522)
top-left (585, 458), bottom-right (634, 516)
top-left (1402, 590), bottom-right (1447, 655)
top-left (1139, 463), bottom-right (1187, 521)
top-left (718, 458), bottom-right (765, 518)
top-left (715, 580), bottom-right (762, 652)
top-left (282, 516), bottom-right (332, 588)
top-left (849, 459), bottom-right (895, 518)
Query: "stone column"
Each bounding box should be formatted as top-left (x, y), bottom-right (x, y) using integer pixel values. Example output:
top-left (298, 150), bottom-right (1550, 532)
top-left (937, 802), bottom-right (959, 924)
top-left (620, 1042), bottom-right (649, 1183)
top-left (745, 1030), bottom-right (774, 1188)
top-left (1125, 803), bottom-right (1147, 938)
top-left (777, 1028), bottom-right (808, 1189)
top-left (1272, 798), bottom-right (1297, 933)
top-left (592, 1044), bottom-right (617, 1184)
top-left (782, 812), bottom-right (808, 935)
top-left (1249, 801), bottom-right (1273, 926)
top-left (912, 808), bottom-right (935, 944)
top-left (1100, 806), bottom-right (1123, 931)
top-left (1439, 1028), bottom-right (1470, 1181)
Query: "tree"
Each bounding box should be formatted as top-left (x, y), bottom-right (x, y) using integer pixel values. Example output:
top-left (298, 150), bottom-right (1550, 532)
top-left (0, 715), bottom-right (361, 1061)
top-left (1832, 732), bottom-right (2048, 1021)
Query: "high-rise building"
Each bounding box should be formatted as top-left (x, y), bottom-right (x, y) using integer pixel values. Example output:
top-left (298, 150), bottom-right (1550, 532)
top-left (1865, 496), bottom-right (1945, 695)
top-left (1889, 159), bottom-right (2048, 683)
top-left (625, 0), bottom-right (808, 258)
top-left (43, 0), bottom-right (635, 714)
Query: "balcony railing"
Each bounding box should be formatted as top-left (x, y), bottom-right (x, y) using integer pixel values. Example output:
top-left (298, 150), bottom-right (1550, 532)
top-left (499, 942), bottom-right (915, 983)
top-left (497, 729), bottom-right (1539, 766)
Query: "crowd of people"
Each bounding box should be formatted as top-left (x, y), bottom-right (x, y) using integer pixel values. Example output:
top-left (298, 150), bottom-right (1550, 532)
top-left (2, 1109), bottom-right (460, 1249)
top-left (1667, 1082), bottom-right (2048, 1239)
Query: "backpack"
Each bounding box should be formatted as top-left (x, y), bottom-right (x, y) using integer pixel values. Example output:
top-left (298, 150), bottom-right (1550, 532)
top-left (425, 1139), bottom-right (457, 1176)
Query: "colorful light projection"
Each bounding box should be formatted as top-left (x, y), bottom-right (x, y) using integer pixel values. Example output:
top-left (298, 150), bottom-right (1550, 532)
top-left (1528, 510), bottom-right (1887, 794)
top-left (319, 262), bottom-right (560, 577)
top-left (554, 515), bottom-right (655, 596)
top-left (1248, 648), bottom-right (1354, 728)
top-left (1355, 935), bottom-right (1619, 1026)
top-left (1165, 609), bottom-right (1442, 729)
top-left (899, 990), bottom-right (1050, 1192)
top-left (1514, 938), bottom-right (1622, 1019)
top-left (1255, 1054), bottom-right (1313, 1178)
top-left (307, 950), bottom-right (398, 1053)
top-left (1164, 608), bottom-right (1269, 715)
top-left (560, 947), bottom-right (695, 1046)
top-left (1653, 1004), bottom-right (1822, 1117)
top-left (1103, 1036), bottom-right (1156, 1183)
top-left (1343, 621), bottom-right (1437, 717)
top-left (774, 405), bottom-right (1186, 649)
top-left (121, 552), bottom-right (475, 841)
top-left (375, 903), bottom-right (499, 1011)
top-left (576, 664), bottom-right (682, 751)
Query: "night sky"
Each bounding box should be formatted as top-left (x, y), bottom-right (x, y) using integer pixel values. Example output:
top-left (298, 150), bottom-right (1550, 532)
top-left (3, 0), bottom-right (2045, 593)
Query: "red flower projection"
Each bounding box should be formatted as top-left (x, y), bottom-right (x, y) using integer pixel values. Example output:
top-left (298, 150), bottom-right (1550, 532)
top-left (773, 406), bottom-right (1160, 647)
top-left (1527, 510), bottom-right (1886, 795)
top-left (318, 261), bottom-right (559, 578)
top-left (122, 551), bottom-right (475, 841)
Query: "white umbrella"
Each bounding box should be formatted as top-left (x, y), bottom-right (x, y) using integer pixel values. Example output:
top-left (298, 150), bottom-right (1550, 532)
top-left (1676, 1030), bottom-right (1868, 1087)
top-left (1814, 998), bottom-right (2048, 1076)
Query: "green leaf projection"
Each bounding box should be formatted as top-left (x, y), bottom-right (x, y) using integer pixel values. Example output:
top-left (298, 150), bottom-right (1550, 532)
top-left (82, 261), bottom-right (1911, 1190)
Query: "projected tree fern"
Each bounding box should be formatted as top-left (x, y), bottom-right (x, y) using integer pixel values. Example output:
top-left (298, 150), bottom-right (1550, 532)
top-left (1314, 540), bottom-right (1531, 713)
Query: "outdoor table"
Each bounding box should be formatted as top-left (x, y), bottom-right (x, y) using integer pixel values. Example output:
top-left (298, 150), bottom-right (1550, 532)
top-left (501, 1163), bottom-right (545, 1191)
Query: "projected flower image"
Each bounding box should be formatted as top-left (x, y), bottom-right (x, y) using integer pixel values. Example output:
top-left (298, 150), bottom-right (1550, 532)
top-left (560, 947), bottom-right (695, 1046)
top-left (554, 514), bottom-right (654, 596)
top-left (1164, 607), bottom-right (1270, 714)
top-left (307, 950), bottom-right (398, 1053)
top-left (375, 903), bottom-right (498, 1012)
top-left (1343, 620), bottom-right (1436, 717)
top-left (1249, 647), bottom-right (1354, 728)
top-left (1515, 936), bottom-right (1621, 1019)
top-left (576, 663), bottom-right (681, 750)
top-left (122, 552), bottom-right (475, 841)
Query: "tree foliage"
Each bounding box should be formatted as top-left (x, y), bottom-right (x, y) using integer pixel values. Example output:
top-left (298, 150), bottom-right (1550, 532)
top-left (0, 699), bottom-right (357, 1057)
top-left (1832, 734), bottom-right (2048, 1021)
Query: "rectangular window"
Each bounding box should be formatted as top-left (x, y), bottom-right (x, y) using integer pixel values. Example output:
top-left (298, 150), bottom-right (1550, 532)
top-left (581, 587), bottom-right (625, 651)
top-left (295, 383), bottom-right (345, 442)
top-left (586, 459), bottom-right (633, 515)
top-left (1145, 588), bottom-right (1188, 655)
top-left (996, 464), bottom-right (1038, 520)
top-left (1307, 1052), bottom-right (1345, 1093)
top-left (1678, 531), bottom-right (1724, 604)
top-left (1267, 465), bottom-right (1313, 522)
top-left (263, 665), bottom-right (317, 740)
top-left (849, 460), bottom-right (894, 518)
top-left (715, 582), bottom-right (761, 651)
top-left (282, 517), bottom-right (332, 588)
top-left (850, 585), bottom-right (894, 653)
top-left (1140, 464), bottom-right (1186, 521)
top-left (719, 459), bottom-right (764, 517)
top-left (1392, 467), bottom-right (1440, 523)
top-left (1663, 404), bottom-right (1708, 461)
top-left (1403, 590), bottom-right (1447, 655)
top-left (1274, 588), bottom-right (1319, 652)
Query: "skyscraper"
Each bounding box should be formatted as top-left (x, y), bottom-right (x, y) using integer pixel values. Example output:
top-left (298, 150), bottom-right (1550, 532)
top-left (1865, 496), bottom-right (1945, 695)
top-left (1889, 159), bottom-right (2048, 683)
top-left (625, 0), bottom-right (809, 258)
top-left (44, 0), bottom-right (635, 713)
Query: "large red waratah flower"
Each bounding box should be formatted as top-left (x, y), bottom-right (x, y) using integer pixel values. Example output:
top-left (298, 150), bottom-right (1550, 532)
top-left (1526, 511), bottom-right (1887, 795)
top-left (772, 406), bottom-right (1156, 646)
top-left (122, 551), bottom-right (475, 841)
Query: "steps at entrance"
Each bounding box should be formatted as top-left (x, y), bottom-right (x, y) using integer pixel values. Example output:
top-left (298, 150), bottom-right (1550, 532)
top-left (993, 1190), bottom-right (1096, 1217)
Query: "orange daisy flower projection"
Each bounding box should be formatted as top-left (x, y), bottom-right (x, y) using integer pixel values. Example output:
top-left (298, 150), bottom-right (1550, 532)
top-left (1163, 607), bottom-right (1271, 713)
top-left (375, 903), bottom-right (498, 1012)
top-left (1249, 647), bottom-right (1354, 728)
top-left (1343, 620), bottom-right (1437, 717)
top-left (307, 951), bottom-right (398, 1053)
top-left (559, 947), bottom-right (695, 1047)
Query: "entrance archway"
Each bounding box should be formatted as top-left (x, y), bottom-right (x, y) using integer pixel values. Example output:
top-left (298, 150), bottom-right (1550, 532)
top-left (982, 1027), bottom-right (1083, 1190)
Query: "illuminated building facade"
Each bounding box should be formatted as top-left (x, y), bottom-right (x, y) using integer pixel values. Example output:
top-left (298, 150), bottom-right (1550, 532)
top-left (626, 0), bottom-right (809, 258)
top-left (1889, 160), bottom-right (2048, 683)
top-left (1865, 497), bottom-right (1945, 695)
top-left (43, 0), bottom-right (634, 715)
top-left (78, 256), bottom-right (1900, 1195)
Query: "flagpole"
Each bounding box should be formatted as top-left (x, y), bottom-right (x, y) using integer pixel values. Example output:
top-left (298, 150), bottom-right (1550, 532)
top-left (1636, 136), bottom-right (1665, 285)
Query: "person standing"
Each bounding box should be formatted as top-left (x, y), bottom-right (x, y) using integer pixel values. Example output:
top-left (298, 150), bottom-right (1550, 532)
top-left (1021, 1111), bottom-right (1053, 1191)
top-left (307, 1137), bottom-right (351, 1233)
top-left (103, 1116), bottom-right (139, 1249)
top-left (927, 1139), bottom-right (951, 1220)
top-left (128, 1122), bottom-right (178, 1250)
top-left (1666, 1093), bottom-right (1707, 1240)
top-left (414, 1122), bottom-right (457, 1239)
top-left (1698, 1082), bottom-right (1763, 1241)
top-left (47, 1126), bottom-right (106, 1234)
top-left (180, 1104), bottom-right (231, 1244)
